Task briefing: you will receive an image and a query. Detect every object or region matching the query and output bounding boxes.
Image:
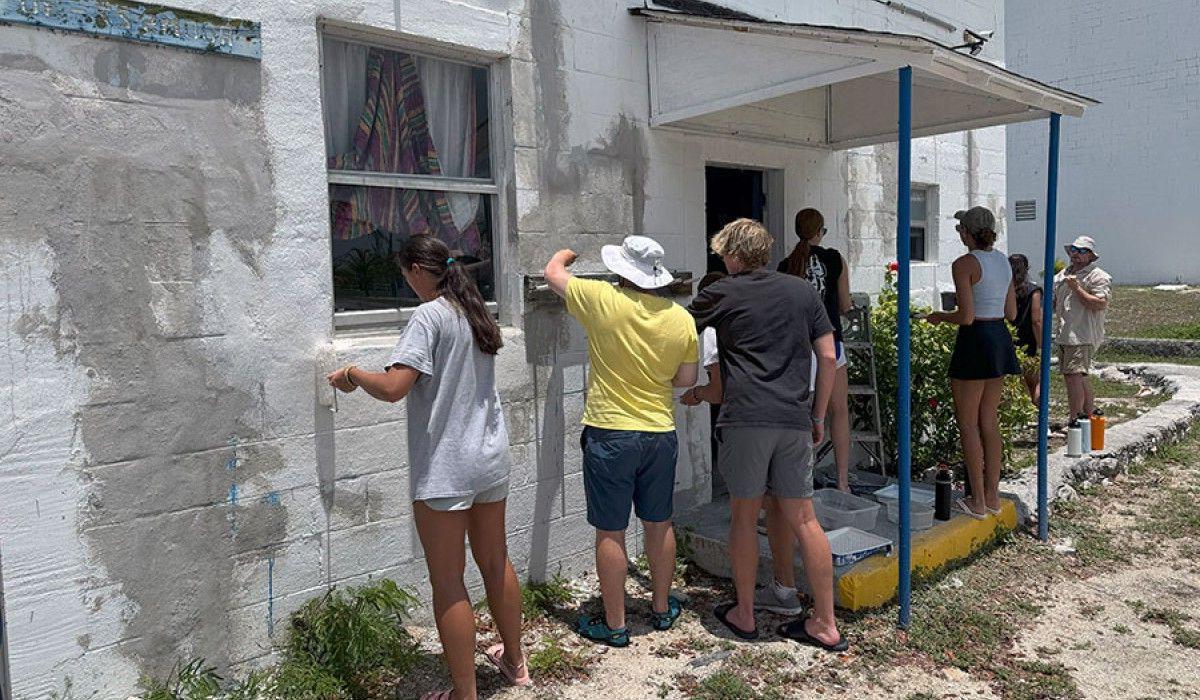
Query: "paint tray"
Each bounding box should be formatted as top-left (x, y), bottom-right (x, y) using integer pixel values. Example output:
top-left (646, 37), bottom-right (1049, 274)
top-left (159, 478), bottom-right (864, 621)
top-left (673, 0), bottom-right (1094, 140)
top-left (872, 483), bottom-right (937, 506)
top-left (826, 526), bottom-right (894, 567)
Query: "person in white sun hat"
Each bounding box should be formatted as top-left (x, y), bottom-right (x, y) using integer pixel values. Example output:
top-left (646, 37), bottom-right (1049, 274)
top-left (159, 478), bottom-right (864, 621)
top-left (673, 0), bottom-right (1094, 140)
top-left (1054, 235), bottom-right (1111, 420)
top-left (544, 236), bottom-right (698, 648)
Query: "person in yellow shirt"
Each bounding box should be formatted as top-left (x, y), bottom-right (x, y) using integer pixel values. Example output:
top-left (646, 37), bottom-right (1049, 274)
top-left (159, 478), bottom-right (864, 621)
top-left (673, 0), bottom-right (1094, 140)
top-left (544, 236), bottom-right (698, 647)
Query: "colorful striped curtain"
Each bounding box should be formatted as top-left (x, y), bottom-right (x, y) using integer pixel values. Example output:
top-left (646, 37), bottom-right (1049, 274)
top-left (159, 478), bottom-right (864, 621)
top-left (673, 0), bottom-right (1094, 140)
top-left (329, 48), bottom-right (481, 252)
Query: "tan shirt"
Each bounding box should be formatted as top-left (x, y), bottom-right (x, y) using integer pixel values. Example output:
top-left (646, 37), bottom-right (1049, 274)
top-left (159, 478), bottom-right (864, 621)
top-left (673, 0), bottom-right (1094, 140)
top-left (1054, 261), bottom-right (1112, 348)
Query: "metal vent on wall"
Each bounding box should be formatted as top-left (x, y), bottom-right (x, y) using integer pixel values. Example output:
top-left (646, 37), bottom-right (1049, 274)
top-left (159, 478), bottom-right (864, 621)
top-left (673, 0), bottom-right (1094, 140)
top-left (1014, 200), bottom-right (1037, 221)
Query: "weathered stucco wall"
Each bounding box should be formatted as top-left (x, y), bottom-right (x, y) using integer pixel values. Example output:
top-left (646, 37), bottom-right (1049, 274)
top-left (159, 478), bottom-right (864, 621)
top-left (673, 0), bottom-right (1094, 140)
top-left (0, 0), bottom-right (1006, 696)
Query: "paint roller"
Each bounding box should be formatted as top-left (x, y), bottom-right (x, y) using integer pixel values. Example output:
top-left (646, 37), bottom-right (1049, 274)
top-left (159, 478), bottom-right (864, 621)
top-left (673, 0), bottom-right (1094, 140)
top-left (316, 343), bottom-right (339, 412)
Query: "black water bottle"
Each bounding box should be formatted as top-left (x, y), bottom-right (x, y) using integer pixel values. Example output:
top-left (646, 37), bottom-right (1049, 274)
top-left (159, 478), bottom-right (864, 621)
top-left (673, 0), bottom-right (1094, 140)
top-left (935, 462), bottom-right (952, 521)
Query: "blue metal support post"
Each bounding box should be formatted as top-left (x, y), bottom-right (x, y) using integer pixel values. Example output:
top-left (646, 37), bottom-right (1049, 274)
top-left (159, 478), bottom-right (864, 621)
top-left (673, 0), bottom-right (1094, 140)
top-left (896, 66), bottom-right (914, 628)
top-left (1037, 113), bottom-right (1062, 541)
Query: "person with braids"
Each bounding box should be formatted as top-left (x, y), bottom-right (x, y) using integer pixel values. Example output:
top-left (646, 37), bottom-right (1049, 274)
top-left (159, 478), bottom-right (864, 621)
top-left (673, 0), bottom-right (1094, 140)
top-left (1008, 253), bottom-right (1044, 405)
top-left (328, 234), bottom-right (528, 700)
top-left (926, 206), bottom-right (1020, 520)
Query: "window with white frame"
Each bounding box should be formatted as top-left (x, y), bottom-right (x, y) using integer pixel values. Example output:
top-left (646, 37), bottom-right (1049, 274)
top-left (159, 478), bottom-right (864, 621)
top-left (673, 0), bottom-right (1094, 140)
top-left (320, 33), bottom-right (496, 321)
top-left (909, 186), bottom-right (931, 262)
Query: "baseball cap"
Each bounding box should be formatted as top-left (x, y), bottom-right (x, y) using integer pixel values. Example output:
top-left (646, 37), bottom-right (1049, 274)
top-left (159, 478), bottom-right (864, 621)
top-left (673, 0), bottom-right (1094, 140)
top-left (953, 206), bottom-right (996, 234)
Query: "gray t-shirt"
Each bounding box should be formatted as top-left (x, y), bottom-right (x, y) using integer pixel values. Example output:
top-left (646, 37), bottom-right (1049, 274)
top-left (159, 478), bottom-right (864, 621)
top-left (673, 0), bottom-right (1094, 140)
top-left (387, 297), bottom-right (511, 501)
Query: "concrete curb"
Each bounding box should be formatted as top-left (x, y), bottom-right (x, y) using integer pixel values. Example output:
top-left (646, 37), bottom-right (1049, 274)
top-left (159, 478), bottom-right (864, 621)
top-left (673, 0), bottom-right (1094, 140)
top-left (1000, 362), bottom-right (1200, 527)
top-left (1105, 337), bottom-right (1200, 358)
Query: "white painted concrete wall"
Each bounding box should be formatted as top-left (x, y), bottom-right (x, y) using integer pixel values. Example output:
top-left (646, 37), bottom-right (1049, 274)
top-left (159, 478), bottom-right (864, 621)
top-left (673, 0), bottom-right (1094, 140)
top-left (1005, 0), bottom-right (1200, 284)
top-left (0, 0), bottom-right (1006, 695)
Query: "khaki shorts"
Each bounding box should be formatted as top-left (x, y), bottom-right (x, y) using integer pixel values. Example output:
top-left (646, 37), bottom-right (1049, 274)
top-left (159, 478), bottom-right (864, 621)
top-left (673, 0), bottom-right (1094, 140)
top-left (1058, 345), bottom-right (1094, 375)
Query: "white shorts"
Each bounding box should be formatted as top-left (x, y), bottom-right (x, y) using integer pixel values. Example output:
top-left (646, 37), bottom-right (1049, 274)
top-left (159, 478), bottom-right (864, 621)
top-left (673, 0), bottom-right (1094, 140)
top-left (810, 341), bottom-right (849, 391)
top-left (421, 480), bottom-right (509, 512)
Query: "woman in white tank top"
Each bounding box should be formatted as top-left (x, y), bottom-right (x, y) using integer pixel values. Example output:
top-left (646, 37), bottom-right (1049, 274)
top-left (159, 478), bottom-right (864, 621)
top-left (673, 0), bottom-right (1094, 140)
top-left (927, 206), bottom-right (1020, 520)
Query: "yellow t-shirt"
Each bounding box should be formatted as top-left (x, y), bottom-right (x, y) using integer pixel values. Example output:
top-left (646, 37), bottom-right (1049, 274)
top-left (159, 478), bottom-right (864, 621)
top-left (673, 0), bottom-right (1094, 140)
top-left (566, 278), bottom-right (699, 432)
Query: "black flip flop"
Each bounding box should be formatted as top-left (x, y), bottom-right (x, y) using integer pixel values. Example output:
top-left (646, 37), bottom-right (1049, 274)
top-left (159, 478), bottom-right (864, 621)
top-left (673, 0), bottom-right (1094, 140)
top-left (776, 618), bottom-right (849, 652)
top-left (713, 602), bottom-right (759, 640)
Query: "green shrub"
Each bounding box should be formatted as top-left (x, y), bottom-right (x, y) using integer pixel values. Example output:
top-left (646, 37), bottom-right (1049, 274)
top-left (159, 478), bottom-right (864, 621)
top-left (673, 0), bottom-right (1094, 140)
top-left (871, 270), bottom-right (1035, 477)
top-left (521, 575), bottom-right (576, 621)
top-left (277, 579), bottom-right (421, 699)
top-left (139, 659), bottom-right (222, 700)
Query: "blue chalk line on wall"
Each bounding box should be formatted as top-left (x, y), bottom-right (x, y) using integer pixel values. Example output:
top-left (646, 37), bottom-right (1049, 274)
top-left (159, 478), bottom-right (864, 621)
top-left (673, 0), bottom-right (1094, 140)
top-left (0, 0), bottom-right (261, 60)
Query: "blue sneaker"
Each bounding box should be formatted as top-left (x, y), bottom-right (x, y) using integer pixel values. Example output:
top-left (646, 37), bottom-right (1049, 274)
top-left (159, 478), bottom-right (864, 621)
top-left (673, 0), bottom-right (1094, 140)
top-left (649, 596), bottom-right (684, 631)
top-left (575, 614), bottom-right (630, 647)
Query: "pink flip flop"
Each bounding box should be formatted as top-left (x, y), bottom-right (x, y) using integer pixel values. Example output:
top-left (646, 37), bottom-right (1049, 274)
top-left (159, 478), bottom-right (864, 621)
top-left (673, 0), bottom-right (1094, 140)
top-left (486, 643), bottom-right (532, 687)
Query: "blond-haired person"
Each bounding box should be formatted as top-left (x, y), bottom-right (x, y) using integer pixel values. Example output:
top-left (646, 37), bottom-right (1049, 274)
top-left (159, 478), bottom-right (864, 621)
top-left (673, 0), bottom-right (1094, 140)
top-left (688, 218), bottom-right (846, 652)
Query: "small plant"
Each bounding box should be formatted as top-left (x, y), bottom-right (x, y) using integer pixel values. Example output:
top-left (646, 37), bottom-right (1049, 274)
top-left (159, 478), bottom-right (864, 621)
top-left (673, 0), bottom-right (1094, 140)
top-left (1112, 623), bottom-right (1132, 634)
top-left (138, 659), bottom-right (222, 700)
top-left (691, 671), bottom-right (759, 700)
top-left (278, 579), bottom-right (421, 699)
top-left (521, 575), bottom-right (576, 620)
top-left (526, 634), bottom-right (592, 682)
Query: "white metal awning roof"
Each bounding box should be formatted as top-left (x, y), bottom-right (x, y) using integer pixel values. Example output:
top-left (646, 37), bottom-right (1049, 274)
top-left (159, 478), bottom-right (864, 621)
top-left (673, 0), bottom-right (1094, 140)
top-left (634, 8), bottom-right (1098, 149)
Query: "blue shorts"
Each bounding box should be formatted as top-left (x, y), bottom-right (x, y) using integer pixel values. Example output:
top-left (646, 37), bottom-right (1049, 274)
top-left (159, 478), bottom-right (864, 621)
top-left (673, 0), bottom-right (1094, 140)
top-left (580, 427), bottom-right (677, 531)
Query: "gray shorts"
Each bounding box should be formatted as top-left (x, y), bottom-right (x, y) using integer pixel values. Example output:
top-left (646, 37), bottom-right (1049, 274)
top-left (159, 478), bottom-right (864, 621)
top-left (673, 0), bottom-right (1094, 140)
top-left (716, 427), bottom-right (813, 499)
top-left (421, 480), bottom-right (509, 512)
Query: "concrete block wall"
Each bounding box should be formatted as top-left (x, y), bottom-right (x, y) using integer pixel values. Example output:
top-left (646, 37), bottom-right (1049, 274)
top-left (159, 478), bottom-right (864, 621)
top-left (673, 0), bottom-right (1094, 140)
top-left (1006, 0), bottom-right (1200, 284)
top-left (0, 0), bottom-right (1006, 696)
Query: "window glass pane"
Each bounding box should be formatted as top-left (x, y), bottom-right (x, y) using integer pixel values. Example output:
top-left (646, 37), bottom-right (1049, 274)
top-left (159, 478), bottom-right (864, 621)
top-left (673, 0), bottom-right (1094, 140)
top-left (910, 226), bottom-right (926, 262)
top-left (330, 186), bottom-right (494, 310)
top-left (322, 37), bottom-right (490, 179)
top-left (910, 187), bottom-right (927, 221)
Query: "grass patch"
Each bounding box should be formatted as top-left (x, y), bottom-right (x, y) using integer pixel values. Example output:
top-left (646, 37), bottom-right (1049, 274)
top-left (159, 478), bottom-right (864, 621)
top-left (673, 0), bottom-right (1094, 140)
top-left (1104, 286), bottom-right (1200, 339)
top-left (1139, 321), bottom-right (1200, 340)
top-left (525, 634), bottom-right (592, 682)
top-left (689, 671), bottom-right (762, 700)
top-left (521, 575), bottom-right (576, 621)
top-left (1134, 606), bottom-right (1200, 649)
top-left (993, 660), bottom-right (1082, 700)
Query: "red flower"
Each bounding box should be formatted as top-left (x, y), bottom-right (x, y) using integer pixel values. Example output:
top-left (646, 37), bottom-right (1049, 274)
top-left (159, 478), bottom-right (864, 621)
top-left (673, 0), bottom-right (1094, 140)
top-left (888, 261), bottom-right (900, 272)
top-left (928, 398), bottom-right (939, 409)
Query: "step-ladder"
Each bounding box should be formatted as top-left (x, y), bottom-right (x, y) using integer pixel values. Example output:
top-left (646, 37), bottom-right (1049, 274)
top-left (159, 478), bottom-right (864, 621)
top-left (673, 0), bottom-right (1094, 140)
top-left (815, 292), bottom-right (888, 475)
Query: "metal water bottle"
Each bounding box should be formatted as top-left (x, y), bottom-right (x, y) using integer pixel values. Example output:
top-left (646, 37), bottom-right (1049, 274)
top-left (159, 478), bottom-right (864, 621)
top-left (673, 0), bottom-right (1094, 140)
top-left (1077, 413), bottom-right (1091, 455)
top-left (1067, 418), bottom-right (1083, 457)
top-left (935, 463), bottom-right (952, 521)
top-left (1090, 409), bottom-right (1107, 451)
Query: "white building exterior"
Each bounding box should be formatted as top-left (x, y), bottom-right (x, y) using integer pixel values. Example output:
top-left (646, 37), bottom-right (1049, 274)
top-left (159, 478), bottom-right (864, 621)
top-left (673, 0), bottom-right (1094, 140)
top-left (0, 0), bottom-right (1035, 695)
top-left (1006, 0), bottom-right (1200, 284)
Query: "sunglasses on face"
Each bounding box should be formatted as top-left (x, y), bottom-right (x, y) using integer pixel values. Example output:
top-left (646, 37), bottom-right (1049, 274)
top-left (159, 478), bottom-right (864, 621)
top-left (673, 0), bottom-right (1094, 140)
top-left (1068, 246), bottom-right (1091, 255)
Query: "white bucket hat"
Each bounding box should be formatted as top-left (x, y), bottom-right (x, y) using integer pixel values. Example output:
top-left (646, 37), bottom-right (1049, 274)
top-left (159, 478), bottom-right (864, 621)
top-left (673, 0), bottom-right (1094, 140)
top-left (601, 235), bottom-right (674, 289)
top-left (1065, 235), bottom-right (1099, 259)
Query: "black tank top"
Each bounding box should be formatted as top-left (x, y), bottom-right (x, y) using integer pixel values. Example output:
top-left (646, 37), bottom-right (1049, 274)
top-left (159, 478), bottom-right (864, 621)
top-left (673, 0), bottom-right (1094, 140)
top-left (1013, 282), bottom-right (1040, 354)
top-left (778, 245), bottom-right (844, 344)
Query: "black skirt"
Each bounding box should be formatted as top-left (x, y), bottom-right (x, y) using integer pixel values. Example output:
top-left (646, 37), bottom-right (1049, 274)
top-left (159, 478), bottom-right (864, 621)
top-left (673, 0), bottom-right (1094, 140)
top-left (948, 319), bottom-right (1022, 380)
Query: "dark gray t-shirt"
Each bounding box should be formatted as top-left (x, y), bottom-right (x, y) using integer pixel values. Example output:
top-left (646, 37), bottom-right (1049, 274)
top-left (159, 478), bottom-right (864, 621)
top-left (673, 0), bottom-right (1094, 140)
top-left (388, 297), bottom-right (510, 501)
top-left (687, 270), bottom-right (834, 430)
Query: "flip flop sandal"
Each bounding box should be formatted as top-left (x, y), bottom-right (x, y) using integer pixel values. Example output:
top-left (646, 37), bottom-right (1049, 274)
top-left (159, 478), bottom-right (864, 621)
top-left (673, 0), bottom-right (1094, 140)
top-left (485, 643), bottom-right (532, 687)
top-left (650, 595), bottom-right (684, 631)
top-left (420, 691), bottom-right (453, 700)
top-left (956, 497), bottom-right (987, 520)
top-left (713, 602), bottom-right (759, 641)
top-left (776, 618), bottom-right (849, 652)
top-left (575, 614), bottom-right (630, 647)
top-left (985, 504), bottom-right (1003, 515)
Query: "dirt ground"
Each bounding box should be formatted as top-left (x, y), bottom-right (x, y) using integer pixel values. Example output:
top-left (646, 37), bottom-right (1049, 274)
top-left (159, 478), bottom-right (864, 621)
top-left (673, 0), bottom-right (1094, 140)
top-left (407, 425), bottom-right (1200, 700)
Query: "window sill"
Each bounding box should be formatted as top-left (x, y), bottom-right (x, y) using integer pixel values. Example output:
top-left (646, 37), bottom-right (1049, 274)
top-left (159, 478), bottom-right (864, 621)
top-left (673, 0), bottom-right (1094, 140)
top-left (334, 301), bottom-right (499, 337)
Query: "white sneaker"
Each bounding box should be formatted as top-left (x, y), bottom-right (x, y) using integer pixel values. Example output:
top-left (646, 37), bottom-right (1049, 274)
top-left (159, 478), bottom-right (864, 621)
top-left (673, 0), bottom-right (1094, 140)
top-left (753, 584), bottom-right (803, 615)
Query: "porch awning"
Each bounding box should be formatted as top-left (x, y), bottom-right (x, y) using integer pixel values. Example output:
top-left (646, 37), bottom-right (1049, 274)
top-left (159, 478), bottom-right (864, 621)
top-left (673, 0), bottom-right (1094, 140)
top-left (633, 8), bottom-right (1098, 149)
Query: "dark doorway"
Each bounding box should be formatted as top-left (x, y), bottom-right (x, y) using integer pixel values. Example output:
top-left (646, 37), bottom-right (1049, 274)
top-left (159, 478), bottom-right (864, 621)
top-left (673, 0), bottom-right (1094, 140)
top-left (703, 166), bottom-right (765, 499)
top-left (705, 166), bottom-right (765, 273)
